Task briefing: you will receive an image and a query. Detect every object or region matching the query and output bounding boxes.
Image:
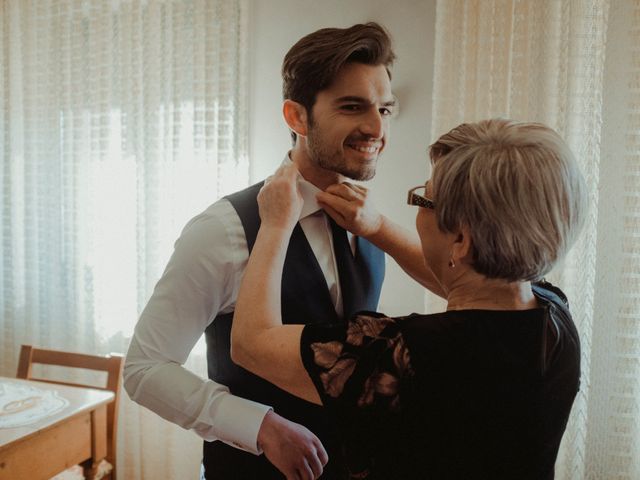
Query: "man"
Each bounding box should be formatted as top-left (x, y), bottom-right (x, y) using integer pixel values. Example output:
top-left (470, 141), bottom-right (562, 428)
top-left (124, 22), bottom-right (396, 479)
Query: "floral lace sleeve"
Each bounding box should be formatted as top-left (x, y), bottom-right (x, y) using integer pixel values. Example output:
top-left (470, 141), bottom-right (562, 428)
top-left (300, 312), bottom-right (414, 478)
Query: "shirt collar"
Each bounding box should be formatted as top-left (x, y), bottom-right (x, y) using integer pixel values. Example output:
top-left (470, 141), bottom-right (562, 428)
top-left (281, 154), bottom-right (323, 220)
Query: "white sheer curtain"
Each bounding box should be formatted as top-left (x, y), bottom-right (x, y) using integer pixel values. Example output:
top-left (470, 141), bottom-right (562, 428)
top-left (430, 1), bottom-right (639, 478)
top-left (0, 0), bottom-right (249, 478)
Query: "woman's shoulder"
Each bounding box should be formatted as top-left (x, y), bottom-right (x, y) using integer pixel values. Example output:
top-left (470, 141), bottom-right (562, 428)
top-left (341, 310), bottom-right (464, 347)
top-left (531, 280), bottom-right (579, 341)
top-left (532, 279), bottom-right (570, 309)
top-left (532, 280), bottom-right (581, 370)
top-left (301, 311), bottom-right (415, 409)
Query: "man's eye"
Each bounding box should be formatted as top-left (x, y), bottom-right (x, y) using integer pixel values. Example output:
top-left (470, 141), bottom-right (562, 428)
top-left (340, 104), bottom-right (361, 112)
top-left (380, 107), bottom-right (394, 116)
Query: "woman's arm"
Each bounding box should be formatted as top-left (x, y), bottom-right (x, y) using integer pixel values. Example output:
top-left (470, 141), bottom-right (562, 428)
top-left (317, 183), bottom-right (447, 298)
top-left (230, 165), bottom-right (321, 405)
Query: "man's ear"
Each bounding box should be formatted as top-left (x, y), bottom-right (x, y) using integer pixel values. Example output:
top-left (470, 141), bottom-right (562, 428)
top-left (283, 100), bottom-right (309, 138)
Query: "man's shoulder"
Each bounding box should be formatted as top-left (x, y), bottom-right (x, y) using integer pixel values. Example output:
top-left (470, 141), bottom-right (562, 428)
top-left (184, 181), bottom-right (266, 227)
top-left (177, 180), bottom-right (267, 247)
top-left (182, 196), bottom-right (237, 232)
top-left (224, 181), bottom-right (265, 207)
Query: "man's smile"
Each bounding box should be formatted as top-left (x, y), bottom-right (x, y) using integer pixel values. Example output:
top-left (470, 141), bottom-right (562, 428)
top-left (345, 141), bottom-right (383, 155)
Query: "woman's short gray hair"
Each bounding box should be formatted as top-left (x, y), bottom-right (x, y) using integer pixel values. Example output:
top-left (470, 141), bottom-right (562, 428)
top-left (429, 118), bottom-right (587, 282)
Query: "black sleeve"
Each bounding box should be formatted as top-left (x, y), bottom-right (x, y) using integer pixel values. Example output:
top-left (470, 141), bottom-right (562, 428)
top-left (300, 312), bottom-right (414, 477)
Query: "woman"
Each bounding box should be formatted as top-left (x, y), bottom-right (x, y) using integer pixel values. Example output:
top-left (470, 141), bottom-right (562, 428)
top-left (231, 119), bottom-right (587, 480)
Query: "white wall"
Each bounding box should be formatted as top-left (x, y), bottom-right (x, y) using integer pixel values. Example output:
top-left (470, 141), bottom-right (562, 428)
top-left (248, 0), bottom-right (437, 315)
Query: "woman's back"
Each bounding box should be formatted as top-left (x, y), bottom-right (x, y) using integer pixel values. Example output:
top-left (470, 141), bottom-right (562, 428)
top-left (301, 282), bottom-right (580, 479)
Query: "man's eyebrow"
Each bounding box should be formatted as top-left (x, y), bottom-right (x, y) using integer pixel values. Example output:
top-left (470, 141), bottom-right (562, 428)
top-left (334, 96), bottom-right (397, 106)
top-left (334, 96), bottom-right (368, 104)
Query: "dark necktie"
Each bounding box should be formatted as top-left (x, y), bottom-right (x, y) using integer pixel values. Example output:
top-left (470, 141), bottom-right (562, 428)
top-left (328, 216), bottom-right (369, 320)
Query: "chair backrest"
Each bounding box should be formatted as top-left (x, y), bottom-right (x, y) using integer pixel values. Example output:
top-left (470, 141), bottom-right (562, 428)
top-left (16, 344), bottom-right (124, 478)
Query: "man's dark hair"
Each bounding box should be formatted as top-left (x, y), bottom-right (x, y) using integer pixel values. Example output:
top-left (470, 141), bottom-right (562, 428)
top-left (282, 22), bottom-right (396, 143)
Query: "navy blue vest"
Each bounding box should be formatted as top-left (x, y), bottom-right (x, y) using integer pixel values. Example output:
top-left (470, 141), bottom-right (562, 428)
top-left (203, 181), bottom-right (385, 479)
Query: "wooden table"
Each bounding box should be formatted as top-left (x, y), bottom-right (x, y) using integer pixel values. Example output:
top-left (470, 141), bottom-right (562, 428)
top-left (0, 376), bottom-right (114, 480)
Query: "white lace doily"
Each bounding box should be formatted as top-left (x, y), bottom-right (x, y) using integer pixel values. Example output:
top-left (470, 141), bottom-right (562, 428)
top-left (0, 381), bottom-right (70, 428)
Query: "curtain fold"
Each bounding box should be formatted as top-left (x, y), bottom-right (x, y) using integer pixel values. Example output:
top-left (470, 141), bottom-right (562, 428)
top-left (0, 1), bottom-right (249, 477)
top-left (431, 1), bottom-right (639, 478)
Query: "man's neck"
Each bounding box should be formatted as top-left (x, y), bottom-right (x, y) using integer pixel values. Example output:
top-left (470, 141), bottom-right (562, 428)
top-left (289, 147), bottom-right (342, 190)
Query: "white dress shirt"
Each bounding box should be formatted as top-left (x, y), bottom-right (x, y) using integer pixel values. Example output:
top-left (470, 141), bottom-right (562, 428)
top-left (124, 156), bottom-right (352, 454)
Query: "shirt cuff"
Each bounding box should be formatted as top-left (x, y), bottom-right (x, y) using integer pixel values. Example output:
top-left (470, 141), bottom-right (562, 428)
top-left (210, 394), bottom-right (273, 455)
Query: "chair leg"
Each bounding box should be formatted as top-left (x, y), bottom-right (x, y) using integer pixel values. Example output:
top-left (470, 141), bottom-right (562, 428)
top-left (80, 458), bottom-right (114, 480)
top-left (81, 458), bottom-right (100, 480)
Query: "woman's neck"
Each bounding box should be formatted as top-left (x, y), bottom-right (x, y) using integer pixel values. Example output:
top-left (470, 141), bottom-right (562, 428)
top-left (445, 274), bottom-right (538, 311)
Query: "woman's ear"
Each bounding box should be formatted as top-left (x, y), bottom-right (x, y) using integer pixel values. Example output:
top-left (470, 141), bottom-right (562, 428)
top-left (451, 225), bottom-right (474, 265)
top-left (282, 100), bottom-right (309, 138)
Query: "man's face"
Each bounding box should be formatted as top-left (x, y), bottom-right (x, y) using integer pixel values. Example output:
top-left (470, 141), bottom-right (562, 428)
top-left (305, 63), bottom-right (395, 181)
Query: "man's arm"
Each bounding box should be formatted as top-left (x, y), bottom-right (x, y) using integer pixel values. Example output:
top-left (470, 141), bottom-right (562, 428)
top-left (123, 199), bottom-right (325, 470)
top-left (317, 183), bottom-right (447, 299)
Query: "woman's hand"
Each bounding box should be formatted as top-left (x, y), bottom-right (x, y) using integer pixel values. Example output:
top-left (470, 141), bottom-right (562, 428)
top-left (317, 182), bottom-right (383, 237)
top-left (232, 162), bottom-right (321, 407)
top-left (258, 164), bottom-right (303, 232)
top-left (319, 182), bottom-right (447, 298)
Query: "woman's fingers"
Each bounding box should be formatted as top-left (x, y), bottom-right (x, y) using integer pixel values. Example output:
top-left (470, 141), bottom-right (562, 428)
top-left (324, 181), bottom-right (364, 200)
top-left (317, 190), bottom-right (348, 213)
top-left (318, 182), bottom-right (381, 237)
top-left (258, 164), bottom-right (303, 229)
top-left (317, 202), bottom-right (344, 226)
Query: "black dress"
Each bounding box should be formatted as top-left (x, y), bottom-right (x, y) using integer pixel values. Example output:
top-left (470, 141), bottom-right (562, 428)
top-left (300, 282), bottom-right (580, 480)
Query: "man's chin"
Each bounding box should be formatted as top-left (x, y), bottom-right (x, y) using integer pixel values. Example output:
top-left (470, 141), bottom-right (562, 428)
top-left (350, 158), bottom-right (378, 181)
top-left (342, 166), bottom-right (376, 182)
top-left (316, 156), bottom-right (377, 181)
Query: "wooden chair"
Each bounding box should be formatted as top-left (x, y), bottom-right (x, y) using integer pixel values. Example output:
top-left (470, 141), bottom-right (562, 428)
top-left (16, 345), bottom-right (124, 480)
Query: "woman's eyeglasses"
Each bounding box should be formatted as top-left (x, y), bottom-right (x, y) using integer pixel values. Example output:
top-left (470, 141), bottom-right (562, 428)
top-left (407, 185), bottom-right (435, 209)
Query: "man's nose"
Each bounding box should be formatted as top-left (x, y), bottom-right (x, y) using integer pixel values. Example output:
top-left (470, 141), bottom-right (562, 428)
top-left (360, 109), bottom-right (384, 139)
